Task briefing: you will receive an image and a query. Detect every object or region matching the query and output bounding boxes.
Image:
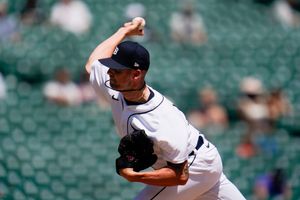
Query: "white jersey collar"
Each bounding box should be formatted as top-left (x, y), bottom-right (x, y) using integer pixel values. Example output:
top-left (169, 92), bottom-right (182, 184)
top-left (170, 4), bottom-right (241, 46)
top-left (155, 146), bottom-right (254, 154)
top-left (121, 86), bottom-right (164, 113)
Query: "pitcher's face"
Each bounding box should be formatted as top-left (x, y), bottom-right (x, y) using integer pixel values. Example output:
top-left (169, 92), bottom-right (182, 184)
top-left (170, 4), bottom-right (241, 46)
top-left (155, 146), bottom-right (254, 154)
top-left (107, 68), bottom-right (134, 91)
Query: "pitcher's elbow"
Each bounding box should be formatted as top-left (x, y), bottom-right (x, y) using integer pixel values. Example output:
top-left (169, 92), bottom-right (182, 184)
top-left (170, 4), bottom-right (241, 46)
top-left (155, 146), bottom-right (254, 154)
top-left (85, 63), bottom-right (91, 74)
top-left (178, 175), bottom-right (188, 185)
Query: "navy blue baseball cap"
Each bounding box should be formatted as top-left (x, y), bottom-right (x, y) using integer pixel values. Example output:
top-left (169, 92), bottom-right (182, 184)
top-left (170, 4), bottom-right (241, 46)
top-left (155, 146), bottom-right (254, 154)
top-left (99, 41), bottom-right (150, 70)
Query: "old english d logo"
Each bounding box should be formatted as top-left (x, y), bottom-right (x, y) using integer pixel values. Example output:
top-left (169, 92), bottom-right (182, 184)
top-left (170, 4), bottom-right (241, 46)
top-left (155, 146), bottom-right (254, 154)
top-left (113, 47), bottom-right (119, 55)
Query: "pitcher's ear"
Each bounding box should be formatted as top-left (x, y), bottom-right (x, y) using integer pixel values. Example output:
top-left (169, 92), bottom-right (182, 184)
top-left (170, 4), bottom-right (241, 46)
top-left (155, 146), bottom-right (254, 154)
top-left (132, 69), bottom-right (143, 79)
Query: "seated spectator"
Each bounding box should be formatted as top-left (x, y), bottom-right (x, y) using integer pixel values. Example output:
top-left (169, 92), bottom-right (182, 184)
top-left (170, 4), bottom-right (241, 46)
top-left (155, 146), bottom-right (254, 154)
top-left (237, 77), bottom-right (280, 157)
top-left (0, 0), bottom-right (20, 42)
top-left (238, 77), bottom-right (270, 134)
top-left (236, 133), bottom-right (257, 159)
top-left (267, 88), bottom-right (292, 123)
top-left (77, 71), bottom-right (110, 109)
top-left (0, 72), bottom-right (6, 99)
top-left (20, 0), bottom-right (45, 25)
top-left (272, 0), bottom-right (300, 28)
top-left (187, 87), bottom-right (228, 134)
top-left (169, 1), bottom-right (207, 45)
top-left (43, 68), bottom-right (80, 106)
top-left (50, 0), bottom-right (92, 35)
top-left (123, 2), bottom-right (158, 42)
top-left (254, 168), bottom-right (292, 200)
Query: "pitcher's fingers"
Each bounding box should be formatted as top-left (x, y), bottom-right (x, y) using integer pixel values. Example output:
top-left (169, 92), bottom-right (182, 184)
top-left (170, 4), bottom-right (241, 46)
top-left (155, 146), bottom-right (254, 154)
top-left (124, 22), bottom-right (133, 27)
top-left (138, 29), bottom-right (145, 35)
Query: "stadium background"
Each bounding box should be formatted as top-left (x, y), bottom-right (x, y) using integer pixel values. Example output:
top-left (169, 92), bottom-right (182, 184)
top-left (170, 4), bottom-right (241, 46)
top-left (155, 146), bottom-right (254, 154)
top-left (0, 0), bottom-right (300, 199)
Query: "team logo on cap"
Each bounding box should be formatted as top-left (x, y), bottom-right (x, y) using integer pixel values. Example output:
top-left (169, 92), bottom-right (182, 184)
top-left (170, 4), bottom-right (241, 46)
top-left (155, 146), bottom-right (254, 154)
top-left (113, 47), bottom-right (119, 55)
top-left (134, 62), bottom-right (140, 67)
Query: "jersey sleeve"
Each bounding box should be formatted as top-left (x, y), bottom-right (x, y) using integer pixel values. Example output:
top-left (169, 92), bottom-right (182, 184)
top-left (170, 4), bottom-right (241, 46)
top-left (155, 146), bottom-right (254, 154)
top-left (89, 60), bottom-right (118, 104)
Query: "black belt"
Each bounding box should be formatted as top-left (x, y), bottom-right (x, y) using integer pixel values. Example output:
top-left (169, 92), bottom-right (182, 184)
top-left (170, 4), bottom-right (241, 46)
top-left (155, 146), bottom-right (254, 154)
top-left (189, 135), bottom-right (204, 156)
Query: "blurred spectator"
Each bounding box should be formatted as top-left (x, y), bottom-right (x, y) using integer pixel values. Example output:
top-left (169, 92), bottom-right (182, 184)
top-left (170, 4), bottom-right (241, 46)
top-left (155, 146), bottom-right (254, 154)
top-left (169, 1), bottom-right (207, 45)
top-left (237, 77), bottom-right (280, 157)
top-left (0, 72), bottom-right (6, 99)
top-left (236, 133), bottom-right (257, 159)
top-left (273, 0), bottom-right (300, 28)
top-left (78, 71), bottom-right (110, 109)
top-left (0, 0), bottom-right (20, 42)
top-left (50, 0), bottom-right (92, 35)
top-left (187, 87), bottom-right (228, 134)
top-left (43, 68), bottom-right (80, 106)
top-left (20, 0), bottom-right (45, 25)
top-left (123, 2), bottom-right (159, 42)
top-left (267, 88), bottom-right (292, 123)
top-left (255, 133), bottom-right (279, 156)
top-left (238, 77), bottom-right (270, 134)
top-left (254, 168), bottom-right (292, 200)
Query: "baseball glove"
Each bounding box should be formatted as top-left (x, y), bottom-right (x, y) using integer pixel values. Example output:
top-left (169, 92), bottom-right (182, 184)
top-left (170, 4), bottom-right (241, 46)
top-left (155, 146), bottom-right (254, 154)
top-left (116, 130), bottom-right (157, 175)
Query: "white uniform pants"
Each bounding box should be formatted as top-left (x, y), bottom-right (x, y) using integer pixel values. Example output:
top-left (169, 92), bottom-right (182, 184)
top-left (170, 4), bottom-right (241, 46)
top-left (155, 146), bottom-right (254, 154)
top-left (134, 143), bottom-right (246, 200)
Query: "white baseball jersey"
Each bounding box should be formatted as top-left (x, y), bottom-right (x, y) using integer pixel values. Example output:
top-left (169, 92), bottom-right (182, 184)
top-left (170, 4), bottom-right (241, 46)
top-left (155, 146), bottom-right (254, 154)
top-left (90, 60), bottom-right (246, 200)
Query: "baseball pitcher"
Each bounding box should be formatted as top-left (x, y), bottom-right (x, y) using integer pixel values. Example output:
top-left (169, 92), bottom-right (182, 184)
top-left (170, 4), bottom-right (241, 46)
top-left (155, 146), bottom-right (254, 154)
top-left (85, 19), bottom-right (246, 200)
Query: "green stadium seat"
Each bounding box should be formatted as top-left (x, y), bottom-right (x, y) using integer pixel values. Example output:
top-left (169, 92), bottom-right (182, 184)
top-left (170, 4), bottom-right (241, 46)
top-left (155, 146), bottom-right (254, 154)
top-left (36, 127), bottom-right (51, 142)
top-left (110, 197), bottom-right (123, 200)
top-left (234, 177), bottom-right (250, 195)
top-left (32, 155), bottom-right (46, 170)
top-left (58, 155), bottom-right (73, 169)
top-left (51, 180), bottom-right (66, 195)
top-left (2, 137), bottom-right (17, 153)
top-left (27, 136), bottom-right (42, 151)
top-left (8, 171), bottom-right (21, 186)
top-left (77, 180), bottom-right (93, 195)
top-left (81, 154), bottom-right (98, 169)
top-left (13, 189), bottom-right (26, 200)
top-left (24, 180), bottom-right (38, 195)
top-left (40, 189), bottom-right (55, 200)
top-left (0, 163), bottom-right (7, 178)
top-left (0, 118), bottom-right (9, 134)
top-left (87, 171), bottom-right (103, 185)
top-left (40, 146), bottom-right (56, 161)
top-left (94, 189), bottom-right (110, 200)
top-left (72, 163), bottom-right (88, 177)
top-left (35, 171), bottom-right (51, 185)
top-left (11, 129), bottom-right (26, 146)
top-left (47, 163), bottom-right (62, 178)
top-left (0, 147), bottom-right (4, 161)
top-left (21, 163), bottom-right (34, 178)
top-left (17, 146), bottom-right (31, 161)
top-left (62, 171), bottom-right (77, 186)
top-left (67, 189), bottom-right (83, 200)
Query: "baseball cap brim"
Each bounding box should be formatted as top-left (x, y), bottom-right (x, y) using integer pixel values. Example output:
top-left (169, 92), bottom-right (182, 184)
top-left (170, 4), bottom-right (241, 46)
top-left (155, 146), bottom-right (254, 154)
top-left (98, 58), bottom-right (131, 70)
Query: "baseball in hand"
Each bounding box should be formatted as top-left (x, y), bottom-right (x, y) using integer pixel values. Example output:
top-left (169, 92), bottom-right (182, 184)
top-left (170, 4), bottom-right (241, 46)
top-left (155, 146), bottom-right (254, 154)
top-left (132, 17), bottom-right (146, 30)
